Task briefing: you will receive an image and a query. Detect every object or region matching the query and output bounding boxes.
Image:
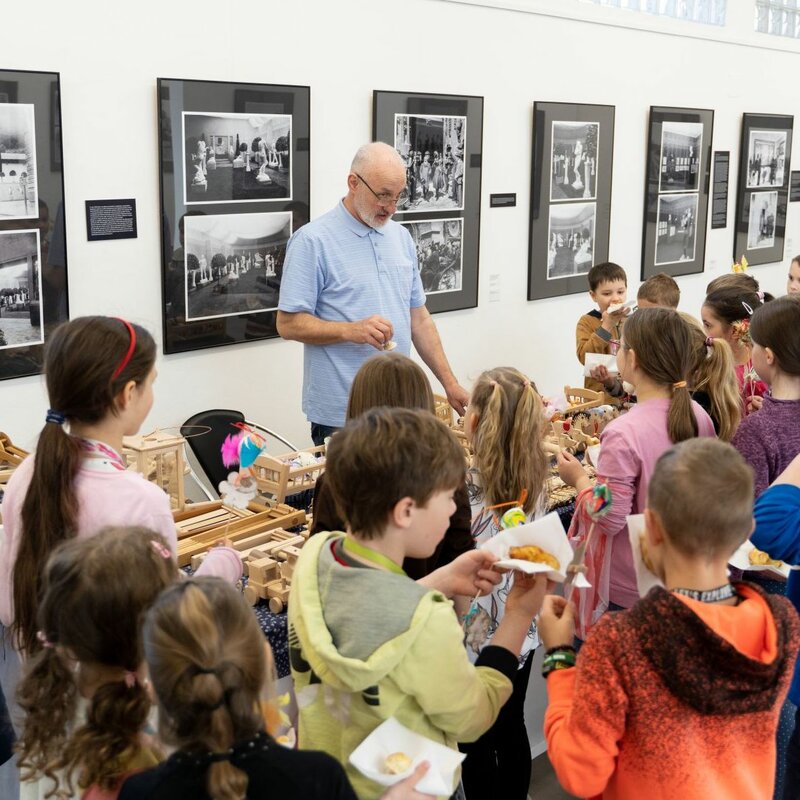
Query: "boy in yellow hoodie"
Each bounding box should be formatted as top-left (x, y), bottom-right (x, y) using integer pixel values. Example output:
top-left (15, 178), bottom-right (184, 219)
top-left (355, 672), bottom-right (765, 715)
top-left (289, 407), bottom-right (547, 799)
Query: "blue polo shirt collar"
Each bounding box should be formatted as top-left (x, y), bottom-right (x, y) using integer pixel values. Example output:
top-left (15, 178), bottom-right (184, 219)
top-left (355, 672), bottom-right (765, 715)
top-left (336, 199), bottom-right (386, 237)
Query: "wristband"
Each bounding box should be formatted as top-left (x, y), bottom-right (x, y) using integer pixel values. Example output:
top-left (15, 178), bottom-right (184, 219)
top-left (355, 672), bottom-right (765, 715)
top-left (541, 648), bottom-right (576, 679)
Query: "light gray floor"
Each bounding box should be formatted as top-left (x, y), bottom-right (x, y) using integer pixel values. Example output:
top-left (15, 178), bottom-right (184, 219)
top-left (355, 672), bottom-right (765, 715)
top-left (530, 752), bottom-right (576, 799)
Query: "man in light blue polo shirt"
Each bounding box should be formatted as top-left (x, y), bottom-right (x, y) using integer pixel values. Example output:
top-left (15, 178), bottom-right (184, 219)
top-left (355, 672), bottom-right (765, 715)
top-left (277, 142), bottom-right (469, 445)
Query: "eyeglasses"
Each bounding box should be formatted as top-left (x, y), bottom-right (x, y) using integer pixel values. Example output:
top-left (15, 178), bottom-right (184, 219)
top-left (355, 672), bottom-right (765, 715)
top-left (355, 173), bottom-right (407, 206)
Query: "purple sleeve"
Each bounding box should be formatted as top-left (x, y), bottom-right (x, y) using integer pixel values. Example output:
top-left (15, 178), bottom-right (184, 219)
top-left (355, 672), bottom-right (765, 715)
top-left (196, 546), bottom-right (243, 584)
top-left (732, 417), bottom-right (769, 498)
top-left (593, 426), bottom-right (638, 537)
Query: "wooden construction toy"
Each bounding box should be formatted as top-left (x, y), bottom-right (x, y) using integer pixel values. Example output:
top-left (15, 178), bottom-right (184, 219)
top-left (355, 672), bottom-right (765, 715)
top-left (433, 394), bottom-right (454, 427)
top-left (252, 445), bottom-right (326, 504)
top-left (123, 429), bottom-right (187, 512)
top-left (174, 500), bottom-right (306, 567)
top-left (562, 386), bottom-right (603, 415)
top-left (0, 432), bottom-right (28, 494)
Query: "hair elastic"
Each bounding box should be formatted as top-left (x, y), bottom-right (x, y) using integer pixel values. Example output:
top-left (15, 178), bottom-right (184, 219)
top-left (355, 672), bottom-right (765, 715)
top-left (704, 336), bottom-right (714, 348)
top-left (36, 630), bottom-right (54, 649)
top-left (111, 318), bottom-right (137, 381)
top-left (150, 539), bottom-right (172, 560)
top-left (123, 671), bottom-right (138, 689)
top-left (191, 665), bottom-right (218, 676)
top-left (756, 290), bottom-right (765, 302)
top-left (45, 409), bottom-right (65, 425)
top-left (672, 380), bottom-right (688, 390)
top-left (521, 379), bottom-right (530, 388)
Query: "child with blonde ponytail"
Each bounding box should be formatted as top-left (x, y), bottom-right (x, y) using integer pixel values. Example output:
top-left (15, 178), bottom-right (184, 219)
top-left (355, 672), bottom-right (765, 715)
top-left (460, 366), bottom-right (549, 799)
top-left (681, 312), bottom-right (741, 442)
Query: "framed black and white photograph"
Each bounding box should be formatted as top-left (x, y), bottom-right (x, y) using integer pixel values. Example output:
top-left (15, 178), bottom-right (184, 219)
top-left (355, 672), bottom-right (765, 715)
top-left (746, 130), bottom-right (787, 189)
top-left (0, 69), bottom-right (69, 382)
top-left (747, 190), bottom-right (778, 250)
top-left (655, 193), bottom-right (698, 265)
top-left (400, 218), bottom-right (463, 295)
top-left (659, 122), bottom-right (702, 193)
top-left (0, 103), bottom-right (38, 220)
top-left (547, 202), bottom-right (595, 280)
top-left (550, 121), bottom-right (598, 202)
top-left (158, 77), bottom-right (310, 354)
top-left (183, 112), bottom-right (291, 205)
top-left (184, 212), bottom-right (291, 321)
top-left (642, 106), bottom-right (713, 280)
top-left (529, 102), bottom-right (614, 300)
top-left (374, 90), bottom-right (482, 314)
top-left (734, 113), bottom-right (793, 267)
top-left (0, 229), bottom-right (43, 349)
top-left (394, 114), bottom-right (466, 212)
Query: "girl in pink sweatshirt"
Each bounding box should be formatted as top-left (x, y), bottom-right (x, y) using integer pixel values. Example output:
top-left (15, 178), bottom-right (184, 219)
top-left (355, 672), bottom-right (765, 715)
top-left (0, 316), bottom-right (240, 656)
top-left (558, 308), bottom-right (716, 631)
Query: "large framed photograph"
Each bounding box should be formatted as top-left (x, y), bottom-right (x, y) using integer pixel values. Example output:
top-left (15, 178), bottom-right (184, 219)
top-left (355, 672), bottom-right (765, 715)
top-left (529, 102), bottom-right (615, 300)
top-left (158, 78), bottom-right (310, 354)
top-left (0, 69), bottom-right (69, 382)
top-left (374, 90), bottom-right (483, 314)
top-left (735, 113), bottom-right (793, 267)
top-left (642, 106), bottom-right (713, 280)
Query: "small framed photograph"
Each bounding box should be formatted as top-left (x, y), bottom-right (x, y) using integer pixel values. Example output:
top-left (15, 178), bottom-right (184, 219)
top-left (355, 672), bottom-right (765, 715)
top-left (734, 113), bottom-right (793, 266)
top-left (642, 106), bottom-right (713, 280)
top-left (158, 78), bottom-right (310, 354)
top-left (0, 69), bottom-right (69, 382)
top-left (374, 89), bottom-right (483, 314)
top-left (400, 218), bottom-right (463, 295)
top-left (529, 102), bottom-right (615, 300)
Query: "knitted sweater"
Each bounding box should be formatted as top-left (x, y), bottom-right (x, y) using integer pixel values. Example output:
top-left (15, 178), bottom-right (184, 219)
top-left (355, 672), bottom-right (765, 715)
top-left (732, 396), bottom-right (800, 498)
top-left (545, 584), bottom-right (799, 800)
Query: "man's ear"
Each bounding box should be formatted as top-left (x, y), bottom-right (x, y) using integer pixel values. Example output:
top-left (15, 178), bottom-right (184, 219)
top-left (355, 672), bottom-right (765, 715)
top-left (346, 172), bottom-right (359, 193)
top-left (390, 496), bottom-right (415, 529)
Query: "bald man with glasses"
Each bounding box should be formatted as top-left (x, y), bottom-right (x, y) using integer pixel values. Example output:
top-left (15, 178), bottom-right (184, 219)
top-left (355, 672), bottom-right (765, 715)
top-left (277, 142), bottom-right (469, 445)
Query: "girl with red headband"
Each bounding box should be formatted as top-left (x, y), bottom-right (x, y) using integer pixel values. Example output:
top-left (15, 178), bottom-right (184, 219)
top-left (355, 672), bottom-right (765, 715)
top-left (0, 316), bottom-right (241, 658)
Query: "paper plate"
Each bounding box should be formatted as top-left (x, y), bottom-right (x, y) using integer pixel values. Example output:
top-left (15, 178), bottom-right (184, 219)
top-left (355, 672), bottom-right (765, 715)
top-left (480, 512), bottom-right (590, 587)
top-left (583, 352), bottom-right (619, 377)
top-left (349, 717), bottom-right (464, 796)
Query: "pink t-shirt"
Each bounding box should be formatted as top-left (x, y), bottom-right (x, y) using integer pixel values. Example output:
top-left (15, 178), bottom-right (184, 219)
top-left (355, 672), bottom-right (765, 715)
top-left (0, 454), bottom-right (242, 627)
top-left (595, 398), bottom-right (716, 608)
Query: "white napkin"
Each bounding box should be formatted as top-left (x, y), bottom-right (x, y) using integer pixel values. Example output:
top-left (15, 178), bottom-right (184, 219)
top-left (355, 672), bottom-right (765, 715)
top-left (479, 512), bottom-right (590, 587)
top-left (627, 514), bottom-right (663, 597)
top-left (730, 539), bottom-right (792, 579)
top-left (349, 717), bottom-right (465, 796)
top-left (583, 352), bottom-right (619, 377)
top-left (586, 444), bottom-right (601, 467)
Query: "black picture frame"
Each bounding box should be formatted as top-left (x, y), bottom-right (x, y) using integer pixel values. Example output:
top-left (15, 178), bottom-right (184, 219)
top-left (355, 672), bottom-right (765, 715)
top-left (157, 77), bottom-right (310, 355)
top-left (0, 68), bottom-right (69, 382)
top-left (734, 113), bottom-right (793, 267)
top-left (528, 102), bottom-right (615, 301)
top-left (641, 106), bottom-right (714, 280)
top-left (373, 89), bottom-right (483, 314)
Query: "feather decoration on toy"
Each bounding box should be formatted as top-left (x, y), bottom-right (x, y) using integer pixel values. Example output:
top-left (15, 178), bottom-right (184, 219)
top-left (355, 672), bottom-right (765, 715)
top-left (218, 423), bottom-right (267, 507)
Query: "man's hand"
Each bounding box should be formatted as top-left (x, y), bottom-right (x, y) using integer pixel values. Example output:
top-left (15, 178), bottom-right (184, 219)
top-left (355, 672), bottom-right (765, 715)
top-left (347, 315), bottom-right (394, 349)
top-left (589, 364), bottom-right (618, 389)
top-left (445, 382), bottom-right (470, 417)
top-left (538, 595), bottom-right (576, 650)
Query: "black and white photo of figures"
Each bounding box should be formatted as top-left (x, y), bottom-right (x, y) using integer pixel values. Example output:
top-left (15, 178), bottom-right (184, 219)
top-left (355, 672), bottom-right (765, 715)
top-left (0, 229), bottom-right (43, 350)
top-left (747, 190), bottom-right (778, 250)
top-left (394, 114), bottom-right (466, 212)
top-left (746, 130), bottom-right (787, 189)
top-left (550, 121), bottom-right (598, 202)
top-left (401, 218), bottom-right (463, 295)
top-left (547, 202), bottom-right (595, 280)
top-left (0, 104), bottom-right (38, 220)
top-left (659, 121), bottom-right (703, 192)
top-left (655, 193), bottom-right (698, 265)
top-left (184, 212), bottom-right (291, 321)
top-left (183, 112), bottom-right (291, 204)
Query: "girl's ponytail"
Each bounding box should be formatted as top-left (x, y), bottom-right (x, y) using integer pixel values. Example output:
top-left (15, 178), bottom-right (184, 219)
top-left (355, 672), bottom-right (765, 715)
top-left (667, 382), bottom-right (698, 444)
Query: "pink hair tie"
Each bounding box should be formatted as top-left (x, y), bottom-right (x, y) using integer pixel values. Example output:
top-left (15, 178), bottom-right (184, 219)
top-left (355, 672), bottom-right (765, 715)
top-left (705, 336), bottom-right (714, 347)
top-left (123, 671), bottom-right (137, 689)
top-left (522, 379), bottom-right (530, 388)
top-left (36, 630), bottom-right (54, 649)
top-left (150, 539), bottom-right (172, 560)
top-left (111, 318), bottom-right (137, 381)
top-left (489, 380), bottom-right (498, 387)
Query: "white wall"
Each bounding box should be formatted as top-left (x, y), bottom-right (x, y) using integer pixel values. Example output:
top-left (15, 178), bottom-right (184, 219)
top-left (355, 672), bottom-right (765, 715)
top-left (1, 0), bottom-right (798, 452)
top-left (1, 0), bottom-right (798, 763)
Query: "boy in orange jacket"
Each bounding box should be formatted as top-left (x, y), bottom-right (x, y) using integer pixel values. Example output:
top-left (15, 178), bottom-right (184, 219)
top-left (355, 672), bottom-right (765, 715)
top-left (539, 438), bottom-right (800, 800)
